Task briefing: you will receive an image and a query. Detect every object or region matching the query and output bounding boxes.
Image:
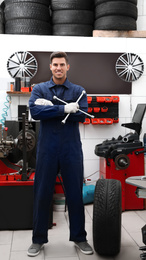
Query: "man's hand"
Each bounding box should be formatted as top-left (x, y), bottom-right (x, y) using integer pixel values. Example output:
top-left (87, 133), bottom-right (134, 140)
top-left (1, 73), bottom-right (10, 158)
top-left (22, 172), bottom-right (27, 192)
top-left (64, 102), bottom-right (79, 113)
top-left (35, 98), bottom-right (54, 106)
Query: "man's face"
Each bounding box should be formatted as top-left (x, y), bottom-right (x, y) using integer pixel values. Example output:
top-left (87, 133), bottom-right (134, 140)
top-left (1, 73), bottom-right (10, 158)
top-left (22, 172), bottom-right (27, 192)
top-left (50, 57), bottom-right (70, 82)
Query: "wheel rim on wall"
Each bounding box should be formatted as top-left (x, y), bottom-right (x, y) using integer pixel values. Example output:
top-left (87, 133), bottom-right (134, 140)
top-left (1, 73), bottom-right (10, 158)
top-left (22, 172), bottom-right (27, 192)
top-left (7, 51), bottom-right (38, 78)
top-left (115, 53), bottom-right (144, 82)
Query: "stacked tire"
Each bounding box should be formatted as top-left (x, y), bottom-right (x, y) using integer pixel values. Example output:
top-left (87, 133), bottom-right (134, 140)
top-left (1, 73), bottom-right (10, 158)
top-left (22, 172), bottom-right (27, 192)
top-left (94, 0), bottom-right (138, 31)
top-left (0, 2), bottom-right (5, 34)
top-left (51, 0), bottom-right (94, 36)
top-left (4, 0), bottom-right (52, 35)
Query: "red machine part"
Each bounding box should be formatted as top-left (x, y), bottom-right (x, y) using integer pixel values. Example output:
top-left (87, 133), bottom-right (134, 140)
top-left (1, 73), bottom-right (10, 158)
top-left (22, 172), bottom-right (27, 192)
top-left (55, 175), bottom-right (64, 193)
top-left (99, 149), bottom-right (144, 211)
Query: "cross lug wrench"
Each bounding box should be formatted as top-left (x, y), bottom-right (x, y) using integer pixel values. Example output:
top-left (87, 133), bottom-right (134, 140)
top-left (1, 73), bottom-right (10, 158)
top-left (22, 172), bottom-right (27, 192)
top-left (62, 90), bottom-right (85, 124)
top-left (53, 94), bottom-right (94, 124)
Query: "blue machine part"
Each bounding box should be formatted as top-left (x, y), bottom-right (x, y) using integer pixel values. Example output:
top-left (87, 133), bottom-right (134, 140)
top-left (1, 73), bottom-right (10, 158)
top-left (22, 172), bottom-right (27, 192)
top-left (83, 183), bottom-right (95, 205)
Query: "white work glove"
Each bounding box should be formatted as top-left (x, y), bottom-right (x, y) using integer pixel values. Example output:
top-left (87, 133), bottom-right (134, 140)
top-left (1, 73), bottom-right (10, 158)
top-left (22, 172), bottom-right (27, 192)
top-left (35, 98), bottom-right (54, 106)
top-left (64, 102), bottom-right (79, 113)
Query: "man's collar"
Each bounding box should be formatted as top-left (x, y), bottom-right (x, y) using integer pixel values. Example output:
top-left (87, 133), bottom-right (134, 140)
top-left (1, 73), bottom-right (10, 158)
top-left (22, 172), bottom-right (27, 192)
top-left (48, 77), bottom-right (70, 89)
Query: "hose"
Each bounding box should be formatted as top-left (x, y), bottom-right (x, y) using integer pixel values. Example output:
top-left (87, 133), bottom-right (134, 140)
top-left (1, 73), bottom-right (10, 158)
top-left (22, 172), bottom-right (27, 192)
top-left (0, 95), bottom-right (11, 129)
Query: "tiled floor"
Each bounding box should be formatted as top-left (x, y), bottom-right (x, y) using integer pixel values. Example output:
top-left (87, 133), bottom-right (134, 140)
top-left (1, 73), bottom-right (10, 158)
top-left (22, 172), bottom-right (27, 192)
top-left (0, 204), bottom-right (146, 260)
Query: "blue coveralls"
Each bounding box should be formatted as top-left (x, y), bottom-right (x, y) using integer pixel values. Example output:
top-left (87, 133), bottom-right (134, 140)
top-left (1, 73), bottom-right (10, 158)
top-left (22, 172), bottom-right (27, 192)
top-left (29, 77), bottom-right (88, 244)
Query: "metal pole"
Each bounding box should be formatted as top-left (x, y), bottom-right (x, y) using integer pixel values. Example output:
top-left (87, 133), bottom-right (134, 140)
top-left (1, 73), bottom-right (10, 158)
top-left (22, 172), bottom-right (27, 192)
top-left (21, 113), bottom-right (27, 181)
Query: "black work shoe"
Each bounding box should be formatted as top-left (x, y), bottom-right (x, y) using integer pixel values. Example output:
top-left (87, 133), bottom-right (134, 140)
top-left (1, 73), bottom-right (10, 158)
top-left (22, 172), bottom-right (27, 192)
top-left (74, 241), bottom-right (93, 255)
top-left (27, 243), bottom-right (44, 257)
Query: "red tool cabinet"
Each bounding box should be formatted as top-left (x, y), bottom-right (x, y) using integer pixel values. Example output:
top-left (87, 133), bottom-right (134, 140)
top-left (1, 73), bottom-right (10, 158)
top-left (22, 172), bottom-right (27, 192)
top-left (99, 150), bottom-right (144, 211)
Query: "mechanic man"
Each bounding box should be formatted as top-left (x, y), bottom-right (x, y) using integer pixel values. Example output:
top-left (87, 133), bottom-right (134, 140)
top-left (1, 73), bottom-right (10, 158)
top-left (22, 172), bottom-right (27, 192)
top-left (27, 51), bottom-right (93, 257)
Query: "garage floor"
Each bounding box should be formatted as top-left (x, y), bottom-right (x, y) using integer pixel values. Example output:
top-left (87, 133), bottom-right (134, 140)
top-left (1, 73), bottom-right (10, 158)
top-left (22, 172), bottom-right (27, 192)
top-left (0, 204), bottom-right (146, 260)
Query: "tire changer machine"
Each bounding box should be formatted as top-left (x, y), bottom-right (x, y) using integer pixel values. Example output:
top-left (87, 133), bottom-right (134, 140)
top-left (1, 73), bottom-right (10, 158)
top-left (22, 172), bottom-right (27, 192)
top-left (0, 112), bottom-right (53, 230)
top-left (94, 103), bottom-right (146, 259)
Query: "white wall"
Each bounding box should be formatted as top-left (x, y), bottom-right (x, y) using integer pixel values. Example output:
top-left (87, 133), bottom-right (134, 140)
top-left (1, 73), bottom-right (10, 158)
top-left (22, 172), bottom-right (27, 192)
top-left (137, 0), bottom-right (146, 30)
top-left (0, 0), bottom-right (146, 183)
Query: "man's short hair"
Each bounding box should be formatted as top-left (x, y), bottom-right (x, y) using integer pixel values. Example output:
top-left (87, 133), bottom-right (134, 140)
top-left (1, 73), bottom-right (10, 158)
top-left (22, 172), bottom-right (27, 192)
top-left (50, 51), bottom-right (69, 64)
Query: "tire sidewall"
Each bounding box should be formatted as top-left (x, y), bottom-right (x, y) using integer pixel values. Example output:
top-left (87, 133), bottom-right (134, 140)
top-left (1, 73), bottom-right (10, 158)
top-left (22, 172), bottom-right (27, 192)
top-left (94, 0), bottom-right (137, 5)
top-left (51, 0), bottom-right (94, 10)
top-left (94, 15), bottom-right (136, 30)
top-left (5, 0), bottom-right (50, 6)
top-left (95, 1), bottom-right (137, 20)
top-left (4, 2), bottom-right (51, 22)
top-left (52, 10), bottom-right (94, 25)
top-left (53, 24), bottom-right (93, 36)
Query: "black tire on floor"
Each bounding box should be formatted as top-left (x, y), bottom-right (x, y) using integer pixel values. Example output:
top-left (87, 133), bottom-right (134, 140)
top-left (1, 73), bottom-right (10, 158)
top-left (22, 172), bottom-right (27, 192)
top-left (53, 24), bottom-right (93, 36)
top-left (52, 10), bottom-right (94, 25)
top-left (50, 0), bottom-right (94, 10)
top-left (95, 1), bottom-right (138, 20)
top-left (4, 2), bottom-right (51, 22)
top-left (94, 15), bottom-right (136, 30)
top-left (5, 19), bottom-right (52, 35)
top-left (93, 179), bottom-right (122, 256)
top-left (94, 0), bottom-right (137, 5)
top-left (4, 0), bottom-right (50, 6)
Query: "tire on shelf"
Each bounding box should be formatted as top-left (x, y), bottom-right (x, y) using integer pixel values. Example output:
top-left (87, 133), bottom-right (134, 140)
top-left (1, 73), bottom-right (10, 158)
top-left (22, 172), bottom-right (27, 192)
top-left (0, 10), bottom-right (2, 23)
top-left (4, 2), bottom-right (51, 22)
top-left (94, 0), bottom-right (137, 5)
top-left (53, 24), bottom-right (93, 36)
top-left (52, 10), bottom-right (94, 25)
top-left (94, 15), bottom-right (136, 30)
top-left (0, 1), bottom-right (5, 11)
top-left (4, 0), bottom-right (50, 6)
top-left (5, 19), bottom-right (52, 35)
top-left (0, 5), bottom-right (4, 33)
top-left (0, 24), bottom-right (4, 34)
top-left (93, 179), bottom-right (122, 256)
top-left (95, 1), bottom-right (137, 20)
top-left (50, 0), bottom-right (94, 10)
